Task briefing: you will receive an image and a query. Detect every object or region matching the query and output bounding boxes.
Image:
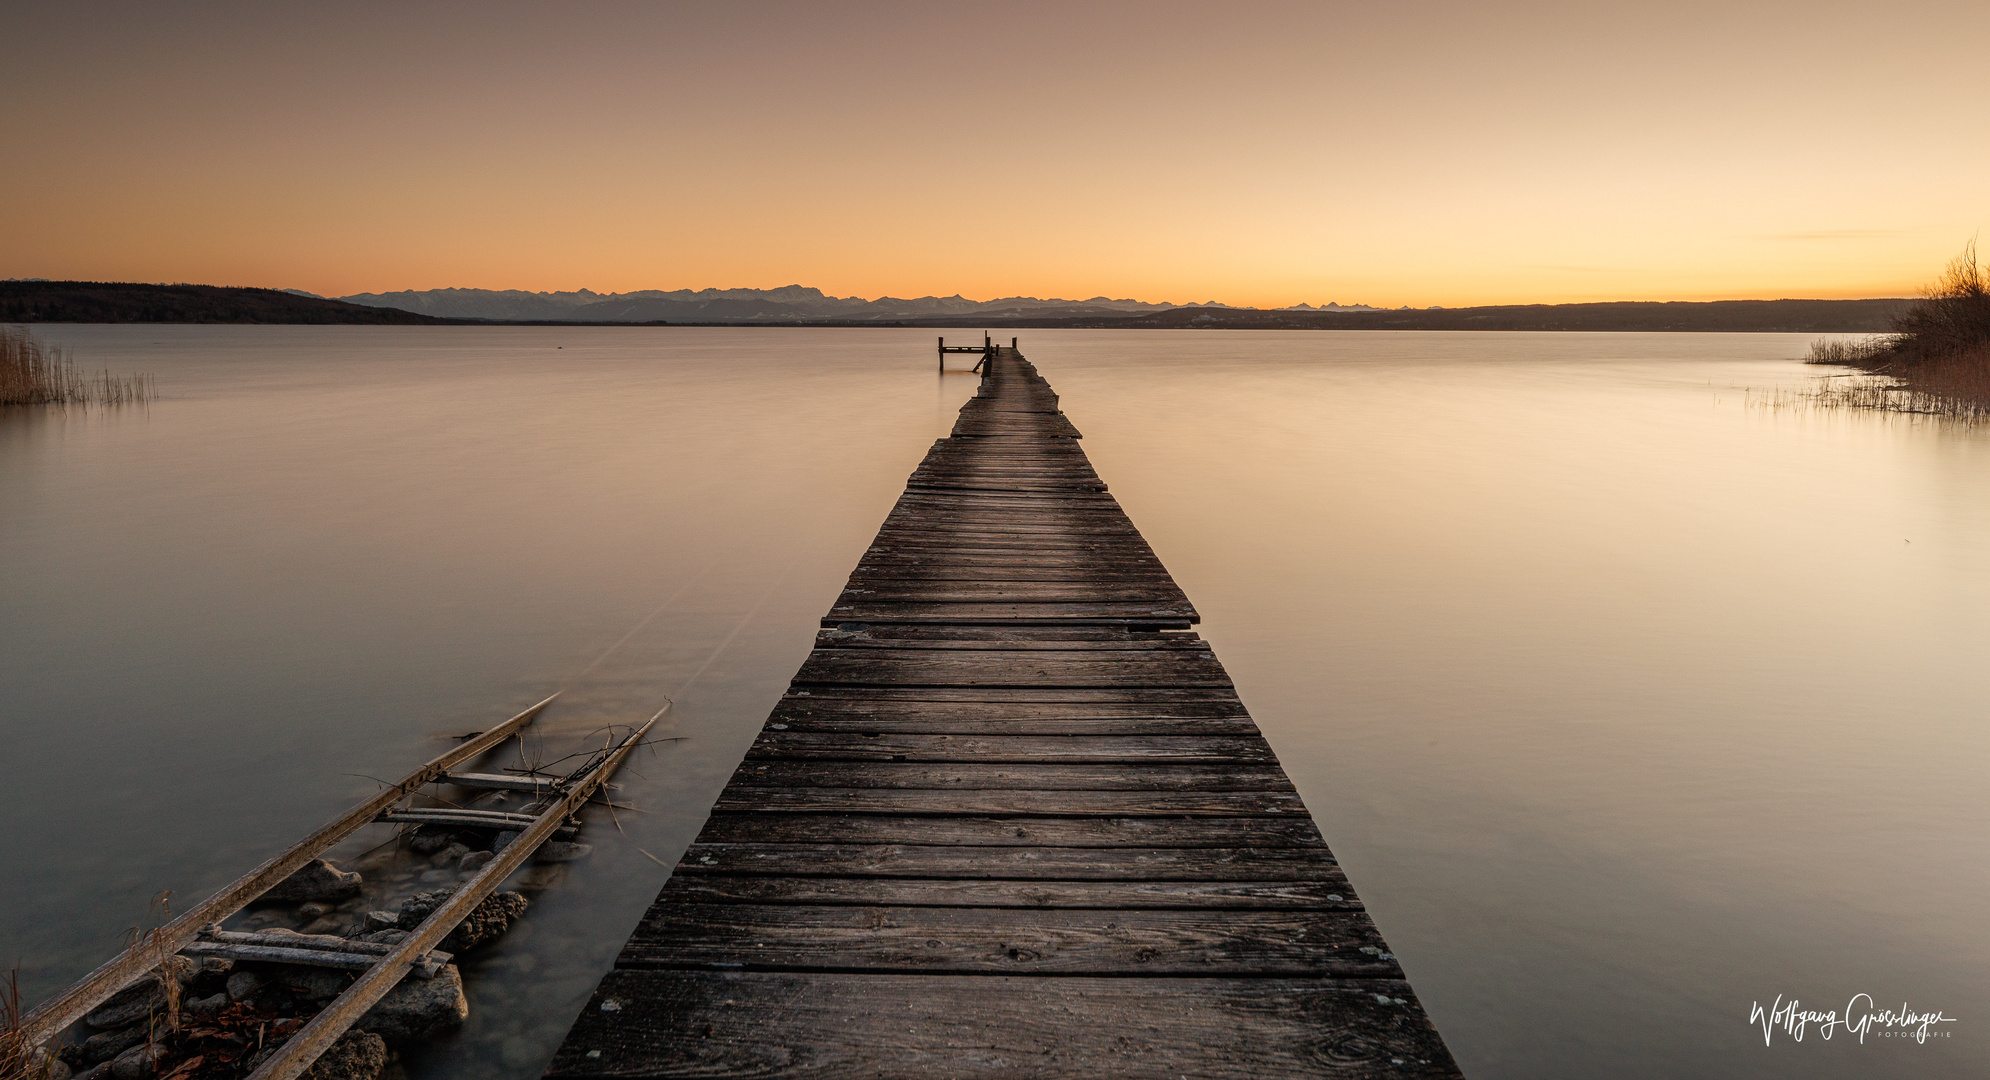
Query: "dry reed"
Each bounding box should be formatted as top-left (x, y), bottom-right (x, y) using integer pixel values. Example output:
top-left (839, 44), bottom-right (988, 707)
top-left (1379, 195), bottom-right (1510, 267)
top-left (1803, 337), bottom-right (1895, 365)
top-left (1, 325), bottom-right (154, 407)
top-left (131, 893), bottom-right (182, 1052)
top-left (1, 967), bottom-right (49, 1080)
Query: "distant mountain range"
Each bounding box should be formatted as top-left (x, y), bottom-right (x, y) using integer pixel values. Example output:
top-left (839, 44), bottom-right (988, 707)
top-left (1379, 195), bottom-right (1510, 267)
top-left (3, 280), bottom-right (1907, 332)
top-left (331, 285), bottom-right (1385, 323)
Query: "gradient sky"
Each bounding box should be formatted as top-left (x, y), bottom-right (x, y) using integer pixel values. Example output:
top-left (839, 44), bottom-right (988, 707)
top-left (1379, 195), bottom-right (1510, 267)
top-left (6, 1), bottom-right (1986, 307)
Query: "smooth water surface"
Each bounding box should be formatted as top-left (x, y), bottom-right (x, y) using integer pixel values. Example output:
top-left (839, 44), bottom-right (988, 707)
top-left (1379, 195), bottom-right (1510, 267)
top-left (2, 327), bottom-right (1983, 1078)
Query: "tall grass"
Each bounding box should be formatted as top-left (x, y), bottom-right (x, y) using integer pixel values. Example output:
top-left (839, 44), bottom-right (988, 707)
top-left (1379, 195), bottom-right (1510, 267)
top-left (1, 326), bottom-right (154, 407)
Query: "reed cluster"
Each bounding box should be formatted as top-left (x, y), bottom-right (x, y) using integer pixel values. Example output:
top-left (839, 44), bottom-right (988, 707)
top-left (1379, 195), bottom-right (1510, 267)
top-left (1, 325), bottom-right (154, 407)
top-left (1797, 242), bottom-right (1990, 420)
top-left (1803, 337), bottom-right (1894, 365)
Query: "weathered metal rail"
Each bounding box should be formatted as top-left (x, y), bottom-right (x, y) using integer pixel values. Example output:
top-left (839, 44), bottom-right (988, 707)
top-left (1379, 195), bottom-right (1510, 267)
top-left (545, 347), bottom-right (1462, 1078)
top-left (244, 706), bottom-right (667, 1080)
top-left (16, 693), bottom-right (558, 1050)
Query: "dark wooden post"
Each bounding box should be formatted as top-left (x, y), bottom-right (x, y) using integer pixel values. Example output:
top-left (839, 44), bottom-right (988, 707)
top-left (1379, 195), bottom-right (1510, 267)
top-left (938, 336), bottom-right (944, 372)
top-left (1011, 337), bottom-right (1017, 350)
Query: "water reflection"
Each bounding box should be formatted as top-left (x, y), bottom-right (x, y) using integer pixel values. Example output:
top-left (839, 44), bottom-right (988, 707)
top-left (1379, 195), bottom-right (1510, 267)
top-left (2, 327), bottom-right (1984, 1079)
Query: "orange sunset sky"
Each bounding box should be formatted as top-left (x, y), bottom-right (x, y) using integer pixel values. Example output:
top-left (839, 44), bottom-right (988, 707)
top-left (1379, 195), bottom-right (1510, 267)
top-left (5, 0), bottom-right (1986, 309)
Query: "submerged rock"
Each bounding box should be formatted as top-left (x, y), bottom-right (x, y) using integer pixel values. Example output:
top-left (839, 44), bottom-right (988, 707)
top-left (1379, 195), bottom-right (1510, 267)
top-left (265, 859), bottom-right (362, 902)
top-left (358, 964), bottom-right (468, 1042)
top-left (431, 843), bottom-right (471, 867)
top-left (408, 831), bottom-right (458, 855)
top-left (185, 992), bottom-right (230, 1017)
top-left (396, 889), bottom-right (528, 952)
top-left (362, 910), bottom-right (401, 933)
top-left (243, 1028), bottom-right (385, 1080)
top-left (457, 850), bottom-right (495, 873)
top-left (225, 970), bottom-right (264, 1002)
top-left (302, 915), bottom-right (353, 936)
top-left (535, 841), bottom-right (592, 863)
top-left (306, 1030), bottom-right (388, 1080)
top-left (78, 1025), bottom-right (147, 1065)
top-left (280, 966), bottom-right (352, 1003)
top-left (84, 958), bottom-right (193, 1030)
top-left (108, 1043), bottom-right (166, 1080)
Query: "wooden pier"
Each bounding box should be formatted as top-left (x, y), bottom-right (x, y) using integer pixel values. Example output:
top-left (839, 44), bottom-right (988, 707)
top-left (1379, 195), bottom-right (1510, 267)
top-left (546, 348), bottom-right (1461, 1078)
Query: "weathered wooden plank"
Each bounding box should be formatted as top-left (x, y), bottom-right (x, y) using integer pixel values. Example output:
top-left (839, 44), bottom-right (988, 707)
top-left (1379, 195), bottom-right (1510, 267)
top-left (726, 762), bottom-right (1295, 792)
top-left (711, 788), bottom-right (1307, 816)
top-left (857, 549), bottom-right (1169, 563)
top-left (823, 602), bottom-right (1196, 625)
top-left (878, 504), bottom-right (1124, 515)
top-left (871, 525), bottom-right (1150, 541)
top-left (813, 632), bottom-right (1208, 650)
top-left (884, 500), bottom-right (1126, 514)
top-left (904, 477), bottom-right (1103, 487)
top-left (691, 813), bottom-right (1324, 848)
top-left (651, 876), bottom-right (1358, 910)
top-left (744, 733), bottom-right (1272, 763)
top-left (862, 541), bottom-right (1165, 555)
top-left (906, 481), bottom-right (1106, 493)
top-left (443, 770), bottom-right (561, 793)
top-left (882, 500), bottom-right (1136, 515)
top-left (833, 586), bottom-right (1192, 605)
top-left (619, 906), bottom-right (1400, 977)
top-left (779, 685), bottom-right (1245, 704)
top-left (851, 562), bottom-right (1169, 575)
top-left (881, 505), bottom-right (1132, 517)
top-left (798, 647), bottom-right (1219, 664)
top-left (822, 625), bottom-right (1195, 640)
top-left (546, 972), bottom-right (1462, 1079)
top-left (669, 843), bottom-right (1339, 881)
top-left (766, 716), bottom-right (1261, 735)
top-left (764, 697), bottom-right (1261, 735)
top-left (881, 506), bottom-right (1137, 521)
top-left (882, 507), bottom-right (1132, 520)
top-left (903, 479), bottom-right (1106, 487)
top-left (791, 655), bottom-right (1233, 688)
top-left (851, 563), bottom-right (1174, 577)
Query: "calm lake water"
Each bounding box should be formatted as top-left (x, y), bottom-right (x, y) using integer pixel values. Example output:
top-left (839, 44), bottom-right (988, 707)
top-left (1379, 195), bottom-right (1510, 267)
top-left (3, 326), bottom-right (1984, 1078)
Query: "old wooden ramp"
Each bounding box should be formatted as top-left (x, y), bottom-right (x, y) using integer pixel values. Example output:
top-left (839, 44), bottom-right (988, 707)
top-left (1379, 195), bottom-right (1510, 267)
top-left (546, 348), bottom-right (1462, 1078)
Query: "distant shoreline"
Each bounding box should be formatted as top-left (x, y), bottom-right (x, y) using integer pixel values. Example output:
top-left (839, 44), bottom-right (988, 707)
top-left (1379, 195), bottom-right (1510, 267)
top-left (3, 281), bottom-right (1907, 333)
